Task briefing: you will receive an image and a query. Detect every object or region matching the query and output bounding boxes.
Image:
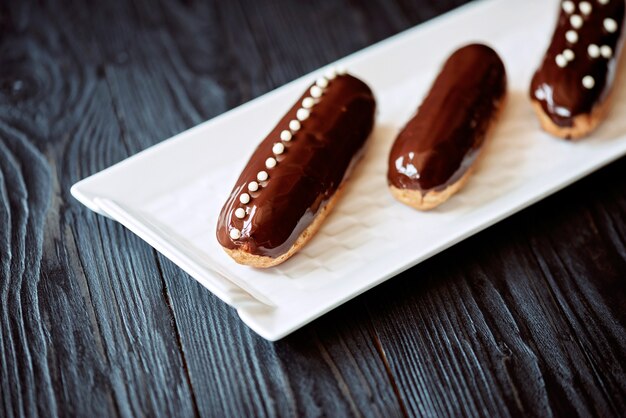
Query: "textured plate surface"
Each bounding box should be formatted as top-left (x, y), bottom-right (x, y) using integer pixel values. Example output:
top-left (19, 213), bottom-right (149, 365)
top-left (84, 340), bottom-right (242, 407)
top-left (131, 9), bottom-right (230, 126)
top-left (71, 0), bottom-right (626, 340)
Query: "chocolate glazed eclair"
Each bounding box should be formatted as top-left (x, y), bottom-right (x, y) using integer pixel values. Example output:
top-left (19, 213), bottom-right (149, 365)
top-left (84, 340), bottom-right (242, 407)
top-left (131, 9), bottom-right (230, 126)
top-left (216, 70), bottom-right (376, 268)
top-left (388, 44), bottom-right (507, 210)
top-left (530, 0), bottom-right (625, 139)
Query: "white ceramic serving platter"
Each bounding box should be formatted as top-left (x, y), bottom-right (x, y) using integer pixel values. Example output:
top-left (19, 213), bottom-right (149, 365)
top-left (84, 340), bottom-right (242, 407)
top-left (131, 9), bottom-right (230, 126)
top-left (71, 0), bottom-right (626, 341)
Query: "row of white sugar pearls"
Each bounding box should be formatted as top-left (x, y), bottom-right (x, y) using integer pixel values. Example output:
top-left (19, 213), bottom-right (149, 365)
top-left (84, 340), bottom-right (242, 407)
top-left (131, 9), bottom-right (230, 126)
top-left (563, 0), bottom-right (610, 15)
top-left (558, 0), bottom-right (619, 89)
top-left (229, 67), bottom-right (346, 240)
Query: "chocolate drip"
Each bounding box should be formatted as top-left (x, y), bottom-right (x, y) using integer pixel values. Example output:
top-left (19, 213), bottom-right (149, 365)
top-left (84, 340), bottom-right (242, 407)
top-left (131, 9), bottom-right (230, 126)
top-left (387, 44), bottom-right (507, 192)
top-left (216, 74), bottom-right (376, 258)
top-left (530, 0), bottom-right (625, 128)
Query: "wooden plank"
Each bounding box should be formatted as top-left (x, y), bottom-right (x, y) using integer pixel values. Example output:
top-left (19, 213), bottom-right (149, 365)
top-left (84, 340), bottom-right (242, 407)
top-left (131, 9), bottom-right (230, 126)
top-left (1, 1), bottom-right (200, 416)
top-left (368, 160), bottom-right (626, 417)
top-left (158, 255), bottom-right (403, 416)
top-left (0, 123), bottom-right (55, 418)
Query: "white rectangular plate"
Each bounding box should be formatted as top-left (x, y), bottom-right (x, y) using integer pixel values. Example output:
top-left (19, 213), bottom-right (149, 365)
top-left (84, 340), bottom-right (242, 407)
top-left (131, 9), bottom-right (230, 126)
top-left (71, 0), bottom-right (626, 341)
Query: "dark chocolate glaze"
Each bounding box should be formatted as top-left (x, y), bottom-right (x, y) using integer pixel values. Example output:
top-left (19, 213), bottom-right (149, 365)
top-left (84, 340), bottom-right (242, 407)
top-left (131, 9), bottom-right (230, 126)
top-left (216, 74), bottom-right (376, 258)
top-left (387, 44), bottom-right (507, 193)
top-left (530, 0), bottom-right (625, 128)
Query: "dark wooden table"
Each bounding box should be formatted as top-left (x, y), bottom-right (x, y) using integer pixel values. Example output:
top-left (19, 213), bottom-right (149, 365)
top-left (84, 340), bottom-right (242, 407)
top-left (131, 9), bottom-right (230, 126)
top-left (2, 0), bottom-right (626, 416)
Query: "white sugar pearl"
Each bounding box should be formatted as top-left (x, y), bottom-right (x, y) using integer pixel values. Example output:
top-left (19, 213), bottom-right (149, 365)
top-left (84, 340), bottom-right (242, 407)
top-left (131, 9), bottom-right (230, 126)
top-left (234, 208), bottom-right (246, 219)
top-left (336, 66), bottom-right (347, 75)
top-left (239, 193), bottom-right (250, 204)
top-left (315, 78), bottom-right (328, 88)
top-left (570, 14), bottom-right (583, 29)
top-left (582, 75), bottom-right (595, 89)
top-left (563, 49), bottom-right (575, 61)
top-left (566, 30), bottom-right (579, 43)
top-left (598, 0), bottom-right (609, 5)
top-left (535, 89), bottom-right (547, 101)
top-left (289, 120), bottom-right (301, 131)
top-left (604, 18), bottom-right (618, 33)
top-left (265, 157), bottom-right (277, 169)
top-left (248, 181), bottom-right (259, 192)
top-left (257, 171), bottom-right (268, 182)
top-left (562, 1), bottom-right (575, 14)
top-left (579, 1), bottom-right (592, 15)
top-left (555, 54), bottom-right (568, 67)
top-left (296, 108), bottom-right (310, 121)
top-left (324, 68), bottom-right (337, 80)
top-left (310, 85), bottom-right (323, 98)
top-left (280, 130), bottom-right (292, 141)
top-left (302, 97), bottom-right (315, 109)
top-left (272, 142), bottom-right (285, 155)
top-left (588, 44), bottom-right (600, 58)
top-left (601, 45), bottom-right (613, 58)
top-left (229, 228), bottom-right (241, 240)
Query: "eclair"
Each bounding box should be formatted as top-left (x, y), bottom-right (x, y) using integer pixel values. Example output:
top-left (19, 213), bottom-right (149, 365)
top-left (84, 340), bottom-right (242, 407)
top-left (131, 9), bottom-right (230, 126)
top-left (387, 44), bottom-right (507, 210)
top-left (530, 0), bottom-right (625, 139)
top-left (216, 70), bottom-right (376, 268)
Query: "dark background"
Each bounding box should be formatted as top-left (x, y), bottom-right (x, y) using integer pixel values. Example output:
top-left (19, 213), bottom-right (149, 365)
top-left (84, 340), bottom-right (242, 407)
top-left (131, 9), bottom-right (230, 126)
top-left (1, 0), bottom-right (625, 416)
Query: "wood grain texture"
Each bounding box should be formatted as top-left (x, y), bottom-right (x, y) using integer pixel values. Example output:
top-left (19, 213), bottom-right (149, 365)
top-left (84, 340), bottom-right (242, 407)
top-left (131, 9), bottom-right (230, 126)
top-left (1, 0), bottom-right (625, 417)
top-left (367, 161), bottom-right (626, 417)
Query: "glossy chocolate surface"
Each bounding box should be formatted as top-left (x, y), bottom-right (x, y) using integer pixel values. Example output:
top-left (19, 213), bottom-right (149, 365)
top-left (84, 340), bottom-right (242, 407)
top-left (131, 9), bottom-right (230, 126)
top-left (388, 44), bottom-right (506, 192)
top-left (216, 74), bottom-right (376, 258)
top-left (530, 0), bottom-right (625, 127)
